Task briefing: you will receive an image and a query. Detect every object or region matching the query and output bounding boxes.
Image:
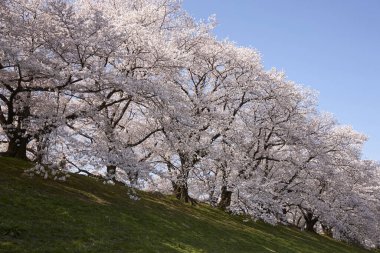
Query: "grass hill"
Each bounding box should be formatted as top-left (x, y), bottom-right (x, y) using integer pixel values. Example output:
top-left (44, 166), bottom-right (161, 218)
top-left (0, 157), bottom-right (377, 253)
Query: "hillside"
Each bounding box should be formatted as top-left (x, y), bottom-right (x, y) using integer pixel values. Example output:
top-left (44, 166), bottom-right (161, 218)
top-left (0, 157), bottom-right (376, 253)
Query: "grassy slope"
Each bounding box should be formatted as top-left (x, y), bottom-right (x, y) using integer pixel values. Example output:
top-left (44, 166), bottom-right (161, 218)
top-left (0, 157), bottom-right (377, 253)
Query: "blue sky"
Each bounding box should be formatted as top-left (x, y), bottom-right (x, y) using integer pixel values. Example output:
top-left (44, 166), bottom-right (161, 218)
top-left (183, 0), bottom-right (380, 161)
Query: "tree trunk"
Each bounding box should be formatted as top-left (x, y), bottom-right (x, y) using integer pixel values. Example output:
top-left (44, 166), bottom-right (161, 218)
top-left (172, 181), bottom-right (189, 202)
top-left (172, 181), bottom-right (197, 205)
top-left (305, 219), bottom-right (318, 232)
top-left (304, 211), bottom-right (318, 232)
top-left (106, 165), bottom-right (117, 181)
top-left (217, 185), bottom-right (232, 210)
top-left (3, 134), bottom-right (28, 160)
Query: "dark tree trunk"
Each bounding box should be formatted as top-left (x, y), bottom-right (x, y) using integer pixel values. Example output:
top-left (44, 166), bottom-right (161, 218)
top-left (3, 133), bottom-right (28, 160)
top-left (172, 154), bottom-right (197, 204)
top-left (172, 181), bottom-right (197, 205)
top-left (304, 211), bottom-right (318, 232)
top-left (305, 219), bottom-right (318, 232)
top-left (172, 181), bottom-right (189, 202)
top-left (217, 185), bottom-right (232, 210)
top-left (2, 91), bottom-right (32, 160)
top-left (106, 165), bottom-right (117, 181)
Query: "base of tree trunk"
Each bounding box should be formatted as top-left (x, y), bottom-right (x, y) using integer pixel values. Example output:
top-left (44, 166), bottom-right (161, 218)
top-left (217, 186), bottom-right (232, 210)
top-left (2, 131), bottom-right (29, 160)
top-left (172, 182), bottom-right (197, 205)
top-left (106, 165), bottom-right (117, 181)
top-left (303, 212), bottom-right (318, 232)
top-left (2, 139), bottom-right (28, 160)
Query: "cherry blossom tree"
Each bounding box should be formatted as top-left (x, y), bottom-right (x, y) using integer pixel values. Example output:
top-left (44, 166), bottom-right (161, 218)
top-left (1, 0), bottom-right (378, 248)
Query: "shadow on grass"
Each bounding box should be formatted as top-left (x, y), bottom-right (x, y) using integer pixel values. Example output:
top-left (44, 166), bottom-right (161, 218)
top-left (0, 157), bottom-right (375, 253)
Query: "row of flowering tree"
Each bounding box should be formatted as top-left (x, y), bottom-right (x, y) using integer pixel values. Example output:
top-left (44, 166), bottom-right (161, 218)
top-left (1, 0), bottom-right (379, 248)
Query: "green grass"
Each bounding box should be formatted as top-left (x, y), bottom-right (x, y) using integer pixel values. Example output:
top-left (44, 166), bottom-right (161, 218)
top-left (0, 157), bottom-right (377, 253)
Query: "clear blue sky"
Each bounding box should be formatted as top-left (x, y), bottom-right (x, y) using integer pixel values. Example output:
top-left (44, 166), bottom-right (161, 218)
top-left (183, 0), bottom-right (380, 161)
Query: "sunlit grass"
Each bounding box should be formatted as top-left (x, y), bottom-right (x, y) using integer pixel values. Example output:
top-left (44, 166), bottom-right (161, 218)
top-left (0, 157), bottom-right (377, 253)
